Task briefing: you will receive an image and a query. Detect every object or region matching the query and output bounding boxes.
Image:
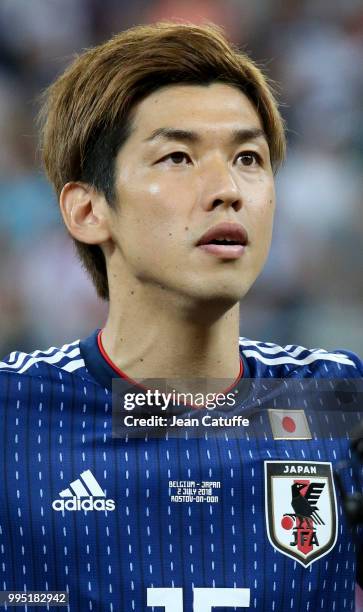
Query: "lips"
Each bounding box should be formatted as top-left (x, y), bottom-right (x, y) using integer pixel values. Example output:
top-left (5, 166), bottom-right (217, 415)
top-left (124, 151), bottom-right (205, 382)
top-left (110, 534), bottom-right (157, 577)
top-left (197, 223), bottom-right (248, 246)
top-left (196, 222), bottom-right (248, 260)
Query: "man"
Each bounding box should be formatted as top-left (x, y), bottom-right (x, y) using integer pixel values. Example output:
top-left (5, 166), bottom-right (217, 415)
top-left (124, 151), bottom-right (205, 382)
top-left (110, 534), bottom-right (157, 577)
top-left (0, 22), bottom-right (362, 612)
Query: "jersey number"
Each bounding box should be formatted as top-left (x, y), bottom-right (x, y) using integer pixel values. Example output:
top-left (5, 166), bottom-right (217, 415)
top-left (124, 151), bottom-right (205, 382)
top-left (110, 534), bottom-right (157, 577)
top-left (147, 587), bottom-right (250, 610)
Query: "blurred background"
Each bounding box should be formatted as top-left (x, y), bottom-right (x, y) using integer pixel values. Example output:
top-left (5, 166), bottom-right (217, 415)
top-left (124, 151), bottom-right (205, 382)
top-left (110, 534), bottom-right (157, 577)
top-left (0, 0), bottom-right (362, 358)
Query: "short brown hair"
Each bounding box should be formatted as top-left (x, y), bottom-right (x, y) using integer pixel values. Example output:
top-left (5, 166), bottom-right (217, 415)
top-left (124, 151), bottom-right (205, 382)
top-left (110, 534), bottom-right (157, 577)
top-left (40, 21), bottom-right (286, 300)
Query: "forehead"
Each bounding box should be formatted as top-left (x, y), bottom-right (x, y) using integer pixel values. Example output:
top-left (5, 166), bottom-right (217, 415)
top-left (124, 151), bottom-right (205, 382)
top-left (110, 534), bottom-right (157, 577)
top-left (130, 82), bottom-right (263, 139)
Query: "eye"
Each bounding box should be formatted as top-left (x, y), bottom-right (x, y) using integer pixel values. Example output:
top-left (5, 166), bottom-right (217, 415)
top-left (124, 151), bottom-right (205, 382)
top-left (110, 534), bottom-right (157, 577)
top-left (159, 151), bottom-right (192, 165)
top-left (235, 151), bottom-right (261, 166)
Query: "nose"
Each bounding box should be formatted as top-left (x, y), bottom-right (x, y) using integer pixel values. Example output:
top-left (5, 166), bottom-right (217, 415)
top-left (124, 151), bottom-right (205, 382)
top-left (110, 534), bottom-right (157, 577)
top-left (201, 158), bottom-right (242, 212)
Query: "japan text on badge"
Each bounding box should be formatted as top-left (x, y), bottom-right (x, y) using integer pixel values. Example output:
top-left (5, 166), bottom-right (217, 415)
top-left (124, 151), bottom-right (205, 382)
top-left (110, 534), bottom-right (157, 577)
top-left (264, 461), bottom-right (338, 567)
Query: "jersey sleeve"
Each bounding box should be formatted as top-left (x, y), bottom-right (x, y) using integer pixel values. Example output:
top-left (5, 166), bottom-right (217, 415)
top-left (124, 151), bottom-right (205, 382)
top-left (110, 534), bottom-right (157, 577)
top-left (334, 349), bottom-right (363, 376)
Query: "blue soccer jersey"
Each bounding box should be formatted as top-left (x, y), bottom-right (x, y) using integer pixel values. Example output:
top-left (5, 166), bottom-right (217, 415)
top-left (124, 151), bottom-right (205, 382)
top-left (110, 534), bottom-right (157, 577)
top-left (0, 329), bottom-right (362, 612)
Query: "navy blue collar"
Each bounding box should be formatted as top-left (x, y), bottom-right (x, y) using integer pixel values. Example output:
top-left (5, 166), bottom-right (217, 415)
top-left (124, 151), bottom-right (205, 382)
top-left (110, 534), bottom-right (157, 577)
top-left (80, 328), bottom-right (251, 391)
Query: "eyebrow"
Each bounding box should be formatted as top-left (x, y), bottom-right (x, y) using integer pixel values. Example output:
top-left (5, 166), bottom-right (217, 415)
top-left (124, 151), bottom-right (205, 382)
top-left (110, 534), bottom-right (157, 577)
top-left (144, 127), bottom-right (268, 146)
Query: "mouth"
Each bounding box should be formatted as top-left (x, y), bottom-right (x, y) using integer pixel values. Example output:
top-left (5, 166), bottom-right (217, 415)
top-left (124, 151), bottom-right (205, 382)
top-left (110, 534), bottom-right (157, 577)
top-left (196, 222), bottom-right (248, 260)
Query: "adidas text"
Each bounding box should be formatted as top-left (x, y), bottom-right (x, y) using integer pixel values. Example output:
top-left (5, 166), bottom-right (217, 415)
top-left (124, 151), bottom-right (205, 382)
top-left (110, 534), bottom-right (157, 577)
top-left (52, 498), bottom-right (115, 511)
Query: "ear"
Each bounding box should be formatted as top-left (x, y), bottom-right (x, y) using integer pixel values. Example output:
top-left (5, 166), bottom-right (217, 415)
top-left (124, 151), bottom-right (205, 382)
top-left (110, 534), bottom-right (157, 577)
top-left (59, 182), bottom-right (111, 245)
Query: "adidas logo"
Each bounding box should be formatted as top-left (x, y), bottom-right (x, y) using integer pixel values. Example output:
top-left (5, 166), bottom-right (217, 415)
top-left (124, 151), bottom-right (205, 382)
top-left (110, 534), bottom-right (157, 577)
top-left (52, 469), bottom-right (115, 512)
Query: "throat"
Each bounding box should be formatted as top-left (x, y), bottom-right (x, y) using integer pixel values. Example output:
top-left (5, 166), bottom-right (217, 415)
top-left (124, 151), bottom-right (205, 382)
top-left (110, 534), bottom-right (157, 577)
top-left (102, 298), bottom-right (241, 379)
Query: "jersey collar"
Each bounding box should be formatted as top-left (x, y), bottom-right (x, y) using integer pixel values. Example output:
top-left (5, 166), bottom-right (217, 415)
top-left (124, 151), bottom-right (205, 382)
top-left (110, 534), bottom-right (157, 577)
top-left (80, 328), bottom-right (250, 392)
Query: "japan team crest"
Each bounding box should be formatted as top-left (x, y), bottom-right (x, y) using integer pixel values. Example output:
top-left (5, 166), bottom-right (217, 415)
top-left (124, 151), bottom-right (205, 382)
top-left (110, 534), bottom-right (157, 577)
top-left (264, 461), bottom-right (338, 567)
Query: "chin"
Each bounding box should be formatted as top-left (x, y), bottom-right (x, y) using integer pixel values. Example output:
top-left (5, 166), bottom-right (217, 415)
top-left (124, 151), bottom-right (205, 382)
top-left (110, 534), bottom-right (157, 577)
top-left (151, 274), bottom-right (254, 313)
top-left (183, 284), bottom-right (249, 313)
top-left (195, 279), bottom-right (253, 302)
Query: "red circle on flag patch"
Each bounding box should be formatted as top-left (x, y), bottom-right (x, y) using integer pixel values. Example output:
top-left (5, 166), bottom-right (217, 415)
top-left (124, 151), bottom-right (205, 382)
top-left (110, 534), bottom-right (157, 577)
top-left (281, 516), bottom-right (294, 530)
top-left (282, 416), bottom-right (296, 433)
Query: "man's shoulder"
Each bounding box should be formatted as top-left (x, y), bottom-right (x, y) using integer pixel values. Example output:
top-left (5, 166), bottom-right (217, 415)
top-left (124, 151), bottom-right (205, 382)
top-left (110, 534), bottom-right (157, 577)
top-left (239, 337), bottom-right (363, 378)
top-left (0, 339), bottom-right (87, 382)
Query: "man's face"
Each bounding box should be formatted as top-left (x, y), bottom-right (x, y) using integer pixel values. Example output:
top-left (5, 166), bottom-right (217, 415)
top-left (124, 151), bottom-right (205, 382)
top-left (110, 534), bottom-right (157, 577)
top-left (107, 82), bottom-right (275, 306)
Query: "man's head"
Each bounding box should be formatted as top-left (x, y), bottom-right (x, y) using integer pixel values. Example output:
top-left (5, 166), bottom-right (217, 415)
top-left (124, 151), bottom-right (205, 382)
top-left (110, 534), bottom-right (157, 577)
top-left (40, 22), bottom-right (286, 305)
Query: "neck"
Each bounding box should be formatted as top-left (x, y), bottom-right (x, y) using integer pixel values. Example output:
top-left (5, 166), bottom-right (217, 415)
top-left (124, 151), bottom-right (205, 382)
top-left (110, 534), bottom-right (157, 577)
top-left (101, 286), bottom-right (241, 383)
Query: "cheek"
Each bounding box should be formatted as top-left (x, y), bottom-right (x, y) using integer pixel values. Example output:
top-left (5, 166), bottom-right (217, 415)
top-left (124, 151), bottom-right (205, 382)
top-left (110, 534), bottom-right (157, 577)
top-left (117, 179), bottom-right (168, 230)
top-left (137, 185), bottom-right (194, 256)
top-left (116, 181), bottom-right (186, 257)
top-left (248, 188), bottom-right (275, 235)
top-left (128, 179), bottom-right (184, 219)
top-left (146, 182), bottom-right (162, 197)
